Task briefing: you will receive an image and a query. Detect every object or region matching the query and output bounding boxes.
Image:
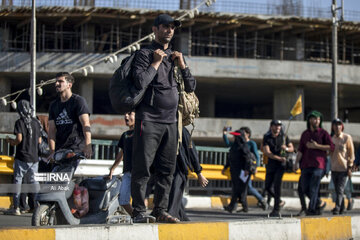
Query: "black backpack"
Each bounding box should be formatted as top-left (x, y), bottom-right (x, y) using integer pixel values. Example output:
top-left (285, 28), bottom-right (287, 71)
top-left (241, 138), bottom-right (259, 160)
top-left (109, 52), bottom-right (148, 114)
top-left (37, 121), bottom-right (50, 158)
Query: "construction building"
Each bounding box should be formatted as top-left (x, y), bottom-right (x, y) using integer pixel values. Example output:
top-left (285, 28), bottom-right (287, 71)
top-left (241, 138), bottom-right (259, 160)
top-left (1, 0), bottom-right (360, 143)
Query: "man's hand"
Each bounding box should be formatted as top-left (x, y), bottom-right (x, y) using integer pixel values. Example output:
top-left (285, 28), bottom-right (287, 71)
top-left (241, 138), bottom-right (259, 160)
top-left (153, 49), bottom-right (167, 64)
top-left (83, 144), bottom-right (92, 159)
top-left (293, 161), bottom-right (299, 172)
top-left (5, 136), bottom-right (11, 144)
top-left (106, 170), bottom-right (113, 180)
top-left (306, 140), bottom-right (318, 149)
top-left (223, 126), bottom-right (228, 135)
top-left (221, 168), bottom-right (226, 175)
top-left (197, 173), bottom-right (209, 188)
top-left (348, 168), bottom-right (353, 178)
top-left (280, 157), bottom-right (286, 163)
top-left (281, 145), bottom-right (287, 151)
top-left (171, 51), bottom-right (186, 69)
top-left (47, 151), bottom-right (55, 163)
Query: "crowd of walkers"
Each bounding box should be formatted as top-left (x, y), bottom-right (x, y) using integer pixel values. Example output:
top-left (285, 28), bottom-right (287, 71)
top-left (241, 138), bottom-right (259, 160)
top-left (222, 110), bottom-right (358, 217)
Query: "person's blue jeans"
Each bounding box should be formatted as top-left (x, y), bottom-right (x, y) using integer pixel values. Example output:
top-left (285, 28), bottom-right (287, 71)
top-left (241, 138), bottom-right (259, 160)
top-left (13, 159), bottom-right (39, 209)
top-left (301, 168), bottom-right (324, 212)
top-left (119, 171), bottom-right (131, 206)
top-left (247, 179), bottom-right (263, 202)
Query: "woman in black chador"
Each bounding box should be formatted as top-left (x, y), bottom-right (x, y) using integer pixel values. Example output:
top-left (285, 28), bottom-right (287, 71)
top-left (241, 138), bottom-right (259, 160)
top-left (167, 127), bottom-right (208, 221)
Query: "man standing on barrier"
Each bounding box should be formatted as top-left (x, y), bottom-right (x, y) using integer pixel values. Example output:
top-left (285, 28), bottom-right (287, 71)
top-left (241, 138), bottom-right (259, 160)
top-left (262, 120), bottom-right (294, 217)
top-left (130, 14), bottom-right (196, 223)
top-left (48, 72), bottom-right (92, 158)
top-left (294, 111), bottom-right (334, 215)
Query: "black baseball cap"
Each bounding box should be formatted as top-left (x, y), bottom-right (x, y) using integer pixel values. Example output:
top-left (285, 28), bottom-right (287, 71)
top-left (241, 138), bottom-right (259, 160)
top-left (332, 118), bottom-right (343, 124)
top-left (270, 120), bottom-right (282, 126)
top-left (153, 14), bottom-right (181, 28)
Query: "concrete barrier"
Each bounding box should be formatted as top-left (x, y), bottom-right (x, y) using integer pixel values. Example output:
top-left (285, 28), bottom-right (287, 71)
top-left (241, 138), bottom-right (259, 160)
top-left (0, 216), bottom-right (358, 240)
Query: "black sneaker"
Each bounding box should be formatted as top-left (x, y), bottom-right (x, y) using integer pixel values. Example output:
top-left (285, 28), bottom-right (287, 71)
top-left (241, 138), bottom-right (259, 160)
top-left (331, 208), bottom-right (339, 215)
top-left (236, 208), bottom-right (248, 213)
top-left (133, 213), bottom-right (156, 223)
top-left (306, 209), bottom-right (320, 216)
top-left (347, 199), bottom-right (354, 211)
top-left (316, 201), bottom-right (327, 211)
top-left (258, 200), bottom-right (268, 211)
top-left (296, 209), bottom-right (306, 217)
top-left (269, 210), bottom-right (280, 217)
top-left (339, 207), bottom-right (345, 215)
top-left (224, 205), bottom-right (233, 213)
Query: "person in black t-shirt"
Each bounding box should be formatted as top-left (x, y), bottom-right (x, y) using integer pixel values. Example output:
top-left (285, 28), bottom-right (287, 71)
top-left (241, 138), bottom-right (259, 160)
top-left (48, 72), bottom-right (92, 159)
top-left (6, 100), bottom-right (42, 216)
top-left (262, 120), bottom-right (294, 217)
top-left (108, 111), bottom-right (135, 217)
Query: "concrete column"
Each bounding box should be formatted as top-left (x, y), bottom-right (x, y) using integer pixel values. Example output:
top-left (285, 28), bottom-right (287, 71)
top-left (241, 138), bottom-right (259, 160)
top-left (0, 24), bottom-right (9, 51)
top-left (198, 92), bottom-right (215, 117)
top-left (82, 24), bottom-right (95, 53)
top-left (0, 77), bottom-right (11, 112)
top-left (296, 36), bottom-right (305, 60)
top-left (273, 87), bottom-right (304, 121)
top-left (79, 78), bottom-right (94, 113)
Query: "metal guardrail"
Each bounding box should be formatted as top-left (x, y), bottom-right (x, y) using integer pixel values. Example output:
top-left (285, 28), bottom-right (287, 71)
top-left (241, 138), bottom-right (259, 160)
top-left (1, 135), bottom-right (360, 196)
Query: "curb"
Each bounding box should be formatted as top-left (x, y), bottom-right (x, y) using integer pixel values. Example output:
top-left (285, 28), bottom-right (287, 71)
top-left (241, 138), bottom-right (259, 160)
top-left (182, 195), bottom-right (360, 211)
top-left (0, 216), bottom-right (359, 240)
top-left (2, 195), bottom-right (359, 212)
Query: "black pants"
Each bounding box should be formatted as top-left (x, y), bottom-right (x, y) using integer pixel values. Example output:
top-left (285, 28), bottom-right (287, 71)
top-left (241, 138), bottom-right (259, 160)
top-left (299, 171), bottom-right (325, 212)
top-left (131, 120), bottom-right (177, 217)
top-left (228, 170), bottom-right (249, 211)
top-left (332, 171), bottom-right (347, 212)
top-left (167, 168), bottom-right (189, 221)
top-left (297, 175), bottom-right (307, 210)
top-left (265, 166), bottom-right (284, 211)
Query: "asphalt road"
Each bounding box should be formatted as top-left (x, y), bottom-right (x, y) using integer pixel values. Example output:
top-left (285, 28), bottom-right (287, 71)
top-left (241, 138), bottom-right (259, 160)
top-left (1, 207), bottom-right (360, 227)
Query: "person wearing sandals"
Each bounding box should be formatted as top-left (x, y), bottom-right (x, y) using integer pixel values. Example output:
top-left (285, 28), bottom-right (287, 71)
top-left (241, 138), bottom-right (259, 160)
top-left (130, 14), bottom-right (196, 223)
top-left (330, 118), bottom-right (355, 215)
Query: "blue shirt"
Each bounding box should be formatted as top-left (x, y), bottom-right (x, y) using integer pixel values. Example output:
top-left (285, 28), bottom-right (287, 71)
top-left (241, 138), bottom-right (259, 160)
top-left (223, 134), bottom-right (260, 166)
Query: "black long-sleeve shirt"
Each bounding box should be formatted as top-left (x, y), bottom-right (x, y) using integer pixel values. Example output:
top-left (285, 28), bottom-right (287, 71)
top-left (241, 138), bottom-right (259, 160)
top-left (132, 41), bottom-right (196, 123)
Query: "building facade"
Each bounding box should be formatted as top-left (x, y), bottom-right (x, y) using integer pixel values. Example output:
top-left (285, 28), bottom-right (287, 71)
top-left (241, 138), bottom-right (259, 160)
top-left (1, 1), bottom-right (360, 142)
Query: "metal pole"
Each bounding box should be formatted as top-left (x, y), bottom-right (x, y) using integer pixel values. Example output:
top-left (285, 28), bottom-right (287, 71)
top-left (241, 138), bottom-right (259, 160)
top-left (331, 0), bottom-right (338, 120)
top-left (30, 0), bottom-right (36, 117)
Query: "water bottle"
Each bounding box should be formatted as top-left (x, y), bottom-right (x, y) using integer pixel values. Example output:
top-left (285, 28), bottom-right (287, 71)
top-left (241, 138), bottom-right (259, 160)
top-left (280, 149), bottom-right (287, 167)
top-left (73, 188), bottom-right (82, 209)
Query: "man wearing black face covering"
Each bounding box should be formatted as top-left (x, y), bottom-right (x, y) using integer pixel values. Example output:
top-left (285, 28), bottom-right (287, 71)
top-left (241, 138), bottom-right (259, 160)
top-left (6, 100), bottom-right (42, 215)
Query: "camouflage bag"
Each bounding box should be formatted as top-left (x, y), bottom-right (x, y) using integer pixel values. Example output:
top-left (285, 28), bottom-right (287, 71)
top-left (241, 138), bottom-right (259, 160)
top-left (174, 64), bottom-right (200, 128)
